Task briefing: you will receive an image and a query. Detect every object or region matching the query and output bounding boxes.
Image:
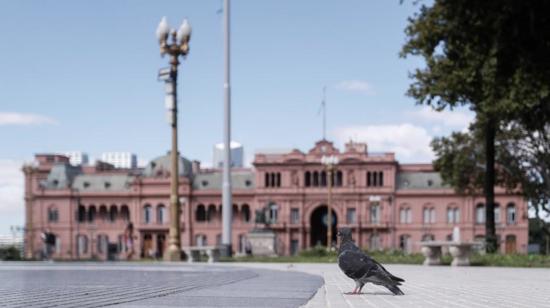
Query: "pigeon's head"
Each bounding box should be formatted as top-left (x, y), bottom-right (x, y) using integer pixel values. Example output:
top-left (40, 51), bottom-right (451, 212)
top-left (337, 227), bottom-right (352, 240)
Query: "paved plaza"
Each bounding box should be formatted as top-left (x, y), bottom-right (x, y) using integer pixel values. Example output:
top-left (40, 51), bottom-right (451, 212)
top-left (0, 262), bottom-right (549, 308)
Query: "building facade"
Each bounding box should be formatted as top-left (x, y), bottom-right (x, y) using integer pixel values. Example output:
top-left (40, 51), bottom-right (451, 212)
top-left (61, 151), bottom-right (89, 166)
top-left (101, 152), bottom-right (137, 169)
top-left (213, 141), bottom-right (244, 168)
top-left (23, 140), bottom-right (528, 260)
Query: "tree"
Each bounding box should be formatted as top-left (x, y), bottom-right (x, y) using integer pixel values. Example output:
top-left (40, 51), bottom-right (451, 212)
top-left (401, 0), bottom-right (550, 252)
top-left (432, 121), bottom-right (550, 250)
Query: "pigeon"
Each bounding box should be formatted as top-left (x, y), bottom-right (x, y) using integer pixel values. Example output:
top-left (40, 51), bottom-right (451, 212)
top-left (337, 227), bottom-right (405, 295)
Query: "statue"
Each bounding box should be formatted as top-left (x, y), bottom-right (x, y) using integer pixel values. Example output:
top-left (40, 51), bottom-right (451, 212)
top-left (348, 170), bottom-right (356, 186)
top-left (254, 206), bottom-right (271, 229)
top-left (291, 171), bottom-right (299, 186)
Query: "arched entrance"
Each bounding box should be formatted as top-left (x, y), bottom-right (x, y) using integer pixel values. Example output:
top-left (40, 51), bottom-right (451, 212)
top-left (310, 205), bottom-right (338, 248)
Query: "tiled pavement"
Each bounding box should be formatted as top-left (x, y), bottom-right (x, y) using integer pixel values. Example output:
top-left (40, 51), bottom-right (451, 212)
top-left (1, 262), bottom-right (549, 307)
top-left (223, 263), bottom-right (550, 308)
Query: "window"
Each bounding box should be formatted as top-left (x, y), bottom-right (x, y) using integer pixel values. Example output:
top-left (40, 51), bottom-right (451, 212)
top-left (370, 235), bottom-right (380, 250)
top-left (88, 206), bottom-right (96, 222)
top-left (423, 208), bottom-right (430, 223)
top-left (400, 208), bottom-right (406, 223)
top-left (430, 208), bottom-right (436, 223)
top-left (196, 205), bottom-right (206, 222)
top-left (239, 235), bottom-right (245, 253)
top-left (291, 240), bottom-right (300, 256)
top-left (118, 235), bottom-right (125, 253)
top-left (506, 203), bottom-right (516, 224)
top-left (97, 235), bottom-right (108, 254)
top-left (157, 205), bottom-right (166, 224)
top-left (143, 205), bottom-right (152, 223)
top-left (447, 208), bottom-right (454, 223)
top-left (321, 171), bottom-right (327, 187)
top-left (313, 171), bottom-right (319, 187)
top-left (336, 171), bottom-right (343, 187)
top-left (494, 204), bottom-right (501, 223)
top-left (48, 208), bottom-right (59, 222)
top-left (77, 235), bottom-right (88, 254)
top-left (347, 208), bottom-right (356, 223)
top-left (196, 235), bottom-right (207, 246)
top-left (367, 172), bottom-right (371, 187)
top-left (427, 179), bottom-right (433, 187)
top-left (265, 173), bottom-right (270, 187)
top-left (454, 208), bottom-right (460, 223)
top-left (78, 206), bottom-right (86, 222)
top-left (372, 172), bottom-right (378, 187)
top-left (269, 203), bottom-right (278, 222)
top-left (305, 171), bottom-right (311, 187)
top-left (476, 204), bottom-right (485, 223)
top-left (276, 173), bottom-right (281, 187)
top-left (370, 202), bottom-right (380, 223)
top-left (291, 208), bottom-right (300, 223)
top-left (109, 206), bottom-right (117, 222)
top-left (406, 209), bottom-right (412, 223)
top-left (399, 235), bottom-right (411, 254)
top-left (379, 171), bottom-right (384, 187)
top-left (243, 205), bottom-right (251, 222)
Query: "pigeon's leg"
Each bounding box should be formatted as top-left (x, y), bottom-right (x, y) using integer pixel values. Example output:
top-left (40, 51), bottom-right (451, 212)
top-left (344, 287), bottom-right (358, 295)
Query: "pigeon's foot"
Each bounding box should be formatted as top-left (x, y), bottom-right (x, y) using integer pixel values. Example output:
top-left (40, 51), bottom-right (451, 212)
top-left (343, 288), bottom-right (360, 295)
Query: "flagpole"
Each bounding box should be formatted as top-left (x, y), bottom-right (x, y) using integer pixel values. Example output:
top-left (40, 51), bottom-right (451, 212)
top-left (323, 86), bottom-right (326, 140)
top-left (221, 0), bottom-right (233, 257)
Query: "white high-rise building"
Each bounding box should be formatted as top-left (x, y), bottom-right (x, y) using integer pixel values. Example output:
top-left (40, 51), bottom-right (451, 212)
top-left (213, 141), bottom-right (244, 168)
top-left (101, 152), bottom-right (137, 169)
top-left (61, 151), bottom-right (89, 166)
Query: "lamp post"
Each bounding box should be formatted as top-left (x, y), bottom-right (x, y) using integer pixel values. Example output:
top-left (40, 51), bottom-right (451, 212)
top-left (156, 16), bottom-right (192, 262)
top-left (321, 155), bottom-right (339, 250)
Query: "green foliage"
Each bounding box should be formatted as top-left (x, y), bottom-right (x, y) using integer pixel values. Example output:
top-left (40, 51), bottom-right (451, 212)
top-left (0, 246), bottom-right (22, 261)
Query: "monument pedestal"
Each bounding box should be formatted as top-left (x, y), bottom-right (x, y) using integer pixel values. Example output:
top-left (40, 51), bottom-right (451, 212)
top-left (247, 229), bottom-right (278, 257)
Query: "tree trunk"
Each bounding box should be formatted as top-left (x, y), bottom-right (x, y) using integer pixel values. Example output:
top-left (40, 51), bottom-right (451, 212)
top-left (485, 119), bottom-right (497, 253)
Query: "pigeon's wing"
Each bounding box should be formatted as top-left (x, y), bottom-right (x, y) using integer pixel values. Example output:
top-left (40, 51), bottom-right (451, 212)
top-left (338, 250), bottom-right (377, 280)
top-left (371, 259), bottom-right (405, 283)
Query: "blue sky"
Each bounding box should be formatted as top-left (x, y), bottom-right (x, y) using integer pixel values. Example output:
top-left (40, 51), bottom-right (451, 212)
top-left (0, 0), bottom-right (478, 234)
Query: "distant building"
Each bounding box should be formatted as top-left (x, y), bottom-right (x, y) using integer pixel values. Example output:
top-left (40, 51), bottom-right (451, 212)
top-left (61, 151), bottom-right (89, 166)
top-left (101, 152), bottom-right (137, 169)
top-left (213, 141), bottom-right (244, 168)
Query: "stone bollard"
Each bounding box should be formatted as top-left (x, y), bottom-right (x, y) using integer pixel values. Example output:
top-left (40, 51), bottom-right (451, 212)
top-left (421, 246), bottom-right (442, 266)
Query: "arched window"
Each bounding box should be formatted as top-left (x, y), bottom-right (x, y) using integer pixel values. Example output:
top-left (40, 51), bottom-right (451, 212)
top-left (454, 208), bottom-right (460, 223)
top-left (305, 171), bottom-right (311, 187)
top-left (97, 235), bottom-right (108, 254)
top-left (48, 207), bottom-right (59, 222)
top-left (321, 171), bottom-right (327, 187)
top-left (271, 173), bottom-right (275, 188)
top-left (269, 203), bottom-right (278, 222)
top-left (265, 173), bottom-right (270, 187)
top-left (373, 172), bottom-right (378, 187)
top-left (370, 202), bottom-right (380, 223)
top-left (379, 171), bottom-right (383, 187)
top-left (367, 172), bottom-right (371, 187)
top-left (423, 207), bottom-right (430, 223)
top-left (78, 205), bottom-right (86, 222)
top-left (88, 206), bottom-right (97, 222)
top-left (99, 205), bottom-right (108, 222)
top-left (157, 205), bottom-right (166, 224)
top-left (143, 205), bottom-right (152, 223)
top-left (196, 235), bottom-right (207, 246)
top-left (494, 204), bottom-right (501, 223)
top-left (196, 204), bottom-right (206, 222)
top-left (506, 203), bottom-right (516, 224)
top-left (400, 208), bottom-right (406, 223)
top-left (336, 171), bottom-right (343, 187)
top-left (207, 204), bottom-right (216, 222)
top-left (430, 208), bottom-right (436, 223)
top-left (120, 205), bottom-right (130, 223)
top-left (242, 204), bottom-right (251, 222)
top-left (109, 206), bottom-right (118, 223)
top-left (476, 203), bottom-right (485, 223)
top-left (406, 208), bottom-right (412, 223)
top-left (447, 207), bottom-right (454, 223)
top-left (276, 173), bottom-right (281, 187)
top-left (399, 235), bottom-right (411, 253)
top-left (313, 171), bottom-right (319, 187)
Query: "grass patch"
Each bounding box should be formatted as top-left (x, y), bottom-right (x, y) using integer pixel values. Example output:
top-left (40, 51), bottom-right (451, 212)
top-left (221, 247), bottom-right (550, 268)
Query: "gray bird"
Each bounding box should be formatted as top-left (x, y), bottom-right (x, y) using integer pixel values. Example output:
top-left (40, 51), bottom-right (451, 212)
top-left (337, 227), bottom-right (404, 295)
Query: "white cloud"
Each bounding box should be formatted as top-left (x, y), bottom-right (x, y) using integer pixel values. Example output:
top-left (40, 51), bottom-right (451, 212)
top-left (332, 123), bottom-right (435, 162)
top-left (406, 106), bottom-right (474, 128)
top-left (333, 80), bottom-right (374, 95)
top-left (0, 112), bottom-right (58, 126)
top-left (0, 160), bottom-right (25, 217)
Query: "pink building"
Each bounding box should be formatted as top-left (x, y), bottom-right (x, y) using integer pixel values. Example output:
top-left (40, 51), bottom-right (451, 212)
top-left (22, 140), bottom-right (528, 260)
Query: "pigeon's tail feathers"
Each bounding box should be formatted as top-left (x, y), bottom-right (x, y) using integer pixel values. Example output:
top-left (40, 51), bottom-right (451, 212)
top-left (385, 285), bottom-right (404, 295)
top-left (389, 274), bottom-right (405, 283)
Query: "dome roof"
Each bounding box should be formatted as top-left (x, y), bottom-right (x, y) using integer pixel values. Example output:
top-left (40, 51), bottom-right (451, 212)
top-left (142, 152), bottom-right (193, 177)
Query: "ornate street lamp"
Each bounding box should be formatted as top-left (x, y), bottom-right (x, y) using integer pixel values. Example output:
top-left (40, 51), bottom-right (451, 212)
top-left (321, 155), bottom-right (339, 250)
top-left (156, 16), bottom-right (192, 261)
